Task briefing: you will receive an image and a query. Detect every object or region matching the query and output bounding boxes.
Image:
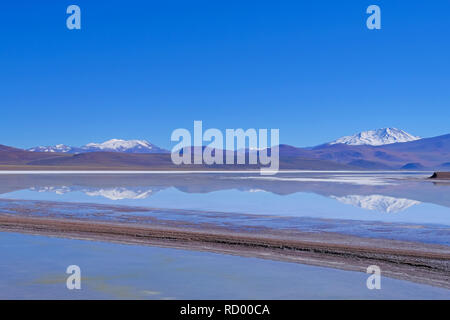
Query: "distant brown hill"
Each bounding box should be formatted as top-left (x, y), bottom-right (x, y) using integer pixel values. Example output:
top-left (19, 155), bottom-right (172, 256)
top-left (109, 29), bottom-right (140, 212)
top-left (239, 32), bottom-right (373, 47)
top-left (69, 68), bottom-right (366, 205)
top-left (1, 133), bottom-right (449, 170)
top-left (0, 144), bottom-right (357, 170)
top-left (276, 134), bottom-right (450, 169)
top-left (0, 145), bottom-right (72, 165)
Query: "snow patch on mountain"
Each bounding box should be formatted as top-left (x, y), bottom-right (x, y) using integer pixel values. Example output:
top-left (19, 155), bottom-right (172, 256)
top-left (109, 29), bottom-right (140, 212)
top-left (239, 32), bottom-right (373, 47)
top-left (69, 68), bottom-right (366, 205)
top-left (329, 128), bottom-right (421, 146)
top-left (27, 144), bottom-right (80, 153)
top-left (83, 139), bottom-right (157, 153)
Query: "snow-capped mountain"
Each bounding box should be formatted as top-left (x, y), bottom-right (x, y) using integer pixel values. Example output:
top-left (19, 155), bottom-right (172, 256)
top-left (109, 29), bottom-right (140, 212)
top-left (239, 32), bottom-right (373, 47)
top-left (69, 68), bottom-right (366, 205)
top-left (28, 139), bottom-right (168, 154)
top-left (27, 144), bottom-right (82, 153)
top-left (82, 139), bottom-right (167, 153)
top-left (331, 194), bottom-right (421, 213)
top-left (328, 128), bottom-right (421, 146)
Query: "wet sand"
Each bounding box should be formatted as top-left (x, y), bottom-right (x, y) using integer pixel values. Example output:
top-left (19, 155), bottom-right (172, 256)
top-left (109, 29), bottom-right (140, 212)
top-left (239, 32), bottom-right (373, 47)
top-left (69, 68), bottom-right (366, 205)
top-left (0, 212), bottom-right (449, 289)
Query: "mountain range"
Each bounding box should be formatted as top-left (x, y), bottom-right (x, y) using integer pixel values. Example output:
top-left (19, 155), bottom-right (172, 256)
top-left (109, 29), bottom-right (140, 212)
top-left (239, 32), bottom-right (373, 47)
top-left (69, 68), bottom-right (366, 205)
top-left (1, 128), bottom-right (449, 170)
top-left (27, 139), bottom-right (168, 154)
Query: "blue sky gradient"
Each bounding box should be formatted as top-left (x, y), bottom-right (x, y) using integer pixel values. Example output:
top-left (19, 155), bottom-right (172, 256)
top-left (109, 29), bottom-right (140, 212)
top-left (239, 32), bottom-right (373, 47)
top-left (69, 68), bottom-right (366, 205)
top-left (1, 1), bottom-right (449, 149)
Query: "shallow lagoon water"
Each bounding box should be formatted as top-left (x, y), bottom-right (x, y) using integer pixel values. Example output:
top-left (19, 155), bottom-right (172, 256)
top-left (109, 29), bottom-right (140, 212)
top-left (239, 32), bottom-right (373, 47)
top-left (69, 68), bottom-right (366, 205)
top-left (0, 172), bottom-right (449, 298)
top-left (1, 232), bottom-right (449, 299)
top-left (0, 172), bottom-right (449, 244)
top-left (0, 172), bottom-right (449, 223)
top-left (4, 187), bottom-right (449, 225)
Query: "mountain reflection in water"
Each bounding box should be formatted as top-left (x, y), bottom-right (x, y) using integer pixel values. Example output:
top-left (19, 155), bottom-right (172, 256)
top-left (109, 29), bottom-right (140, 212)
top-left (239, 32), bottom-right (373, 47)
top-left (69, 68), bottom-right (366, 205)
top-left (0, 172), bottom-right (448, 217)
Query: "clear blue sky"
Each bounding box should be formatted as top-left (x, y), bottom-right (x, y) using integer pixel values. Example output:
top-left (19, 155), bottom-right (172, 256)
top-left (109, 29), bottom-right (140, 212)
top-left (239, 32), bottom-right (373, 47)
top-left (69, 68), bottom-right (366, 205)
top-left (1, 1), bottom-right (449, 149)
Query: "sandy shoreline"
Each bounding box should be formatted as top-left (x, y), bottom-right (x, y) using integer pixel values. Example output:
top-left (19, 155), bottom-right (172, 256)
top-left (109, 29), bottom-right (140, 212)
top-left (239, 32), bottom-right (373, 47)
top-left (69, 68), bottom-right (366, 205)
top-left (0, 213), bottom-right (449, 289)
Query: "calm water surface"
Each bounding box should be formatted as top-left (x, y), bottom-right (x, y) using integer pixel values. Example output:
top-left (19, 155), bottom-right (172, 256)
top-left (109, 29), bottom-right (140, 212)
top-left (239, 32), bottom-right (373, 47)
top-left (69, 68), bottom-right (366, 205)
top-left (0, 172), bottom-right (449, 298)
top-left (1, 232), bottom-right (449, 299)
top-left (0, 172), bottom-right (449, 222)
